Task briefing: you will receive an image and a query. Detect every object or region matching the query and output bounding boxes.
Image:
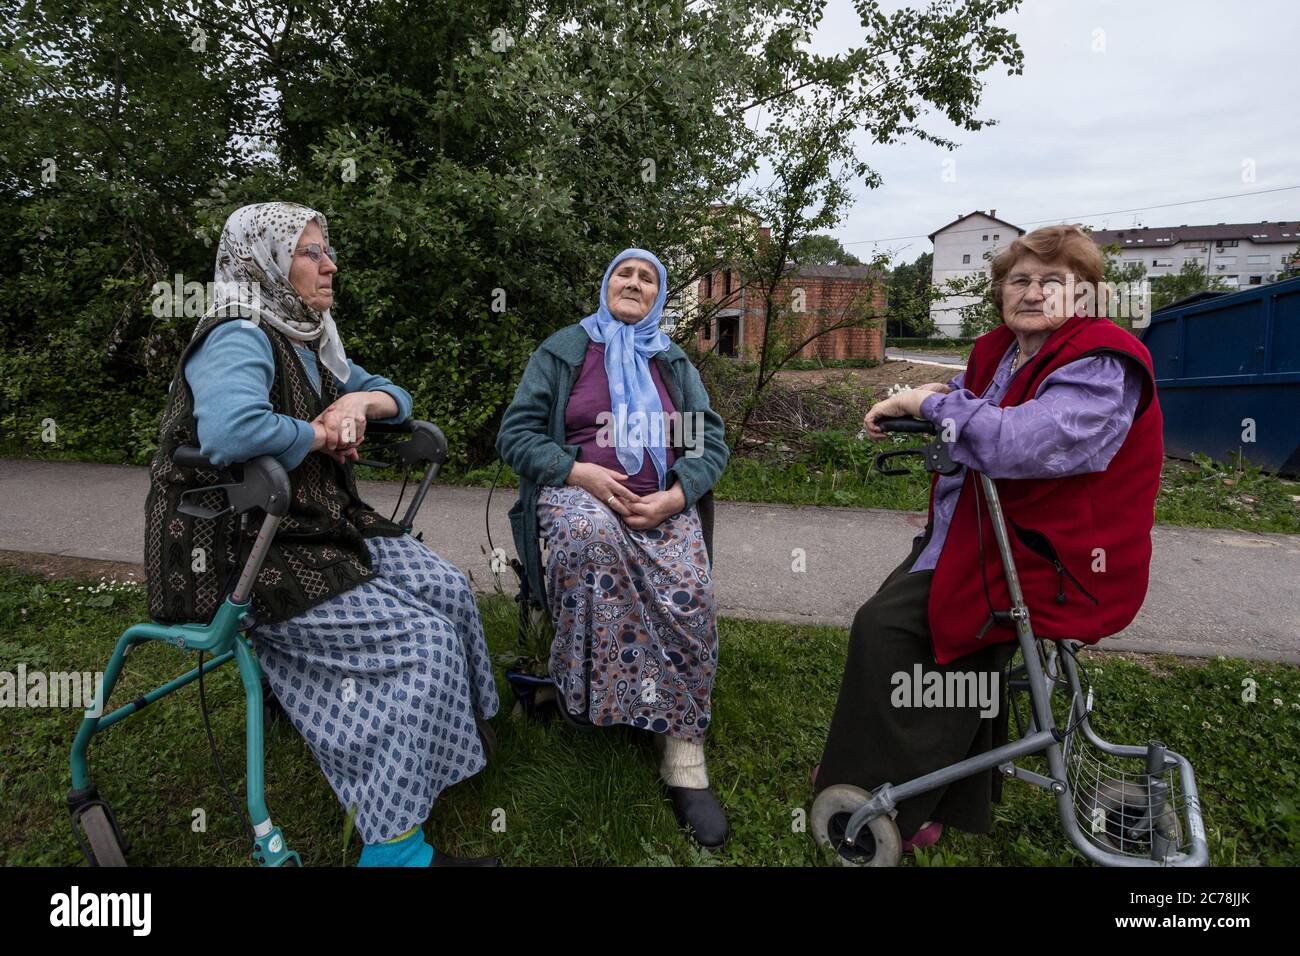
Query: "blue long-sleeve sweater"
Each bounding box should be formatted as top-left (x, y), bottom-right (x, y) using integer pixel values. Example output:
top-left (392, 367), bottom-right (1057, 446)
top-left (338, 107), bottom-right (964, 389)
top-left (183, 319), bottom-right (413, 470)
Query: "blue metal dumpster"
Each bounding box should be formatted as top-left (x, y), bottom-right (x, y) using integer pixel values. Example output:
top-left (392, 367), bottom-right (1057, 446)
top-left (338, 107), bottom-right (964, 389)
top-left (1141, 275), bottom-right (1300, 475)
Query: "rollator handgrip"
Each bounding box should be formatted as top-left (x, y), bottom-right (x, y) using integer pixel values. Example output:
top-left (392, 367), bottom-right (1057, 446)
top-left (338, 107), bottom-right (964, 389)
top-left (876, 416), bottom-right (936, 435)
top-left (362, 420), bottom-right (450, 531)
top-left (368, 419), bottom-right (449, 469)
top-left (173, 445), bottom-right (214, 470)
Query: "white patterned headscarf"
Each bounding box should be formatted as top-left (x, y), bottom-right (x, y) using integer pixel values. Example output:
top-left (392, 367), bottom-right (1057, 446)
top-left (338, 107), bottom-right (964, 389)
top-left (206, 202), bottom-right (350, 384)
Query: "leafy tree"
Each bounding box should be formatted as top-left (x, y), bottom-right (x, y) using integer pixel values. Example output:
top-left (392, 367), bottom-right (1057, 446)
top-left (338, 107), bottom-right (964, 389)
top-left (2, 0), bottom-right (1025, 469)
top-left (788, 234), bottom-right (862, 266)
top-left (885, 250), bottom-right (936, 337)
top-left (1150, 259), bottom-right (1231, 311)
top-left (1281, 251), bottom-right (1299, 280)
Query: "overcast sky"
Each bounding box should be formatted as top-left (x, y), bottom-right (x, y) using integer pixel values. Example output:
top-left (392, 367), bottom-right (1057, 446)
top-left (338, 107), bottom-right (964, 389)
top-left (807, 0), bottom-right (1300, 265)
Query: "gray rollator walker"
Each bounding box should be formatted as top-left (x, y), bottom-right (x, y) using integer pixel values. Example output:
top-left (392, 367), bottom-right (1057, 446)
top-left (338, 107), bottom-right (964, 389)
top-left (810, 416), bottom-right (1209, 868)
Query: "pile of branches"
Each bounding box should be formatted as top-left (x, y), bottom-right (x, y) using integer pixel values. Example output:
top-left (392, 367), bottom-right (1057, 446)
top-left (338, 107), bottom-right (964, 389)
top-left (702, 363), bottom-right (864, 459)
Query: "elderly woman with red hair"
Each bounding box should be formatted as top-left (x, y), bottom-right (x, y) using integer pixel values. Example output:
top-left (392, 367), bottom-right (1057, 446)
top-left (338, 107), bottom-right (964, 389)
top-left (814, 225), bottom-right (1163, 856)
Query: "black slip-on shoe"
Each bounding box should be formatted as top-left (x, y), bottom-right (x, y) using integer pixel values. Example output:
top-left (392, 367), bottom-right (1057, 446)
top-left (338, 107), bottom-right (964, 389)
top-left (665, 784), bottom-right (729, 851)
top-left (429, 851), bottom-right (499, 867)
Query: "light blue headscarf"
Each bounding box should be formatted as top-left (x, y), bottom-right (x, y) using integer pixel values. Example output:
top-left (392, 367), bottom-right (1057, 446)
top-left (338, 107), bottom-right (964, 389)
top-left (579, 248), bottom-right (672, 488)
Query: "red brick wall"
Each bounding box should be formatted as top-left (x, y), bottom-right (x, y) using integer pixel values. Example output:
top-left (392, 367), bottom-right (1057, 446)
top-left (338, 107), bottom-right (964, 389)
top-left (693, 270), bottom-right (885, 362)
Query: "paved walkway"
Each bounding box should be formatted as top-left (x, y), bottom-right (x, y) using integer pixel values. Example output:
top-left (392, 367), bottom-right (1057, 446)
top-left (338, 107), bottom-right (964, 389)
top-left (885, 346), bottom-right (967, 368)
top-left (2, 458), bottom-right (1297, 662)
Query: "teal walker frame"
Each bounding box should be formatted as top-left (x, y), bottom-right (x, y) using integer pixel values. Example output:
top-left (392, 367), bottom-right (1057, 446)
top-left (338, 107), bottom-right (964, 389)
top-left (68, 420), bottom-right (448, 867)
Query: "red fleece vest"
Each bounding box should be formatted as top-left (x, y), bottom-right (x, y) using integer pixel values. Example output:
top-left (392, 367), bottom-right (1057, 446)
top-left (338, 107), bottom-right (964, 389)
top-left (926, 316), bottom-right (1163, 664)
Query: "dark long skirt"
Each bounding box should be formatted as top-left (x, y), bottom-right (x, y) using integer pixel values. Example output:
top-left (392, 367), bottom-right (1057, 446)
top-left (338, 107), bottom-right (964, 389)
top-left (816, 532), bottom-right (1015, 838)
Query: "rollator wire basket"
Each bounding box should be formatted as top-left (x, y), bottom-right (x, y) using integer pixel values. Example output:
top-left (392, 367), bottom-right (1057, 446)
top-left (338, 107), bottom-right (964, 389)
top-left (1011, 639), bottom-right (1202, 862)
top-left (810, 417), bottom-right (1209, 868)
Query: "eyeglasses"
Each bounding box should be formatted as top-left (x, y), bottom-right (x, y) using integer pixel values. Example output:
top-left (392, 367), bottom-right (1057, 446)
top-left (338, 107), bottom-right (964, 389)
top-left (1005, 275), bottom-right (1068, 294)
top-left (294, 242), bottom-right (337, 264)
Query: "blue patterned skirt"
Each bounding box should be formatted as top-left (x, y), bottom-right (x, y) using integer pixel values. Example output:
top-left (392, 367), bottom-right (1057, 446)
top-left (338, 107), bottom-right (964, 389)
top-left (252, 533), bottom-right (499, 843)
top-left (538, 486), bottom-right (717, 742)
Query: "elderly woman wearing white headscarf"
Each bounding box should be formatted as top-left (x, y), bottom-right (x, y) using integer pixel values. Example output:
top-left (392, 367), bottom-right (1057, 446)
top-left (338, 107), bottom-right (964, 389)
top-left (143, 202), bottom-right (499, 867)
top-left (496, 248), bottom-right (731, 848)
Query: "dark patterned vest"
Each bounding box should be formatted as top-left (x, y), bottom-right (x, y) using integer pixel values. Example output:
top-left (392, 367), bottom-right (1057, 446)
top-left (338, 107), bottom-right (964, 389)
top-left (144, 312), bottom-right (406, 626)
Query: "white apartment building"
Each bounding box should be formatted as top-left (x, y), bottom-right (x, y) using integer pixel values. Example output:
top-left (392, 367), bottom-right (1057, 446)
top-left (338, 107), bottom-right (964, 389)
top-left (1088, 222), bottom-right (1300, 290)
top-left (927, 212), bottom-right (1300, 338)
top-left (928, 210), bottom-right (1024, 338)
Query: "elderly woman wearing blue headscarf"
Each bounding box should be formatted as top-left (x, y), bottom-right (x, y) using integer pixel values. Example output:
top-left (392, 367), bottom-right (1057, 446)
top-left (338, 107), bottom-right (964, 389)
top-left (496, 248), bottom-right (731, 847)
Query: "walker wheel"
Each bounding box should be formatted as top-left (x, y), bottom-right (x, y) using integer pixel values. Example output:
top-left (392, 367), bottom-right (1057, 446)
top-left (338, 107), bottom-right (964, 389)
top-left (78, 804), bottom-right (127, 867)
top-left (1080, 777), bottom-right (1183, 857)
top-left (811, 784), bottom-right (902, 867)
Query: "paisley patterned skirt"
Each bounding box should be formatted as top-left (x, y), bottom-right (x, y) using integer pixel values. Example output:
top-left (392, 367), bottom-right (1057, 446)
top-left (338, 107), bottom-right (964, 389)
top-left (538, 486), bottom-right (717, 742)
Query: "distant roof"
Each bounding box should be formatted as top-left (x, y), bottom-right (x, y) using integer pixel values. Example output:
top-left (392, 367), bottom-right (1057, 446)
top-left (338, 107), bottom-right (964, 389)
top-left (1091, 221), bottom-right (1300, 247)
top-left (928, 211), bottom-right (1026, 242)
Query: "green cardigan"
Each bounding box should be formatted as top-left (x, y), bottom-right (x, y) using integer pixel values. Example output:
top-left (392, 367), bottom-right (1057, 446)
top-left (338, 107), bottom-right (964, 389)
top-left (495, 323), bottom-right (729, 605)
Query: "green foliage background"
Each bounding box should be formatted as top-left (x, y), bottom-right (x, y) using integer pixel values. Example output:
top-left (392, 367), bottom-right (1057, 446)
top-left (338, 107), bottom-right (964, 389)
top-left (1, 0), bottom-right (1022, 468)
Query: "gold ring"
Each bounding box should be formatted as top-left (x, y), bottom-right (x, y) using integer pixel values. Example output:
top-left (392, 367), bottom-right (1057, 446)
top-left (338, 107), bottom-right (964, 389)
top-left (607, 495), bottom-right (616, 505)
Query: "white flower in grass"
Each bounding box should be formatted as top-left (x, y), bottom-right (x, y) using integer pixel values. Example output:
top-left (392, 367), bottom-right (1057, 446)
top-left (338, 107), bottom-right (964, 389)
top-left (1201, 721), bottom-right (1211, 730)
top-left (1273, 698), bottom-right (1284, 707)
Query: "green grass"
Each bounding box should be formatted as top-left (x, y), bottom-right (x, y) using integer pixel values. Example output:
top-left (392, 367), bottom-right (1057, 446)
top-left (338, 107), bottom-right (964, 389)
top-left (1, 566), bottom-right (1297, 866)
top-left (1155, 453), bottom-right (1300, 533)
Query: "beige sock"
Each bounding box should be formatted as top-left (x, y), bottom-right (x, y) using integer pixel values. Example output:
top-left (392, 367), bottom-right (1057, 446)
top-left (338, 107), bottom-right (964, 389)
top-left (657, 735), bottom-right (709, 789)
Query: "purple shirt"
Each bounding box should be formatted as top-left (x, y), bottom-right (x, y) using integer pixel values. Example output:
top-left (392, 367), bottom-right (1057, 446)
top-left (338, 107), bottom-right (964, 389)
top-left (565, 341), bottom-right (677, 496)
top-left (909, 343), bottom-right (1143, 573)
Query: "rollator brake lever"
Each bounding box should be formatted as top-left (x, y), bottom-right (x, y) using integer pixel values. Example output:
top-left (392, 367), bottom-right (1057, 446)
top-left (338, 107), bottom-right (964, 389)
top-left (177, 487), bottom-right (236, 520)
top-left (874, 448), bottom-right (924, 476)
top-left (873, 418), bottom-right (961, 477)
top-left (874, 440), bottom-right (961, 477)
